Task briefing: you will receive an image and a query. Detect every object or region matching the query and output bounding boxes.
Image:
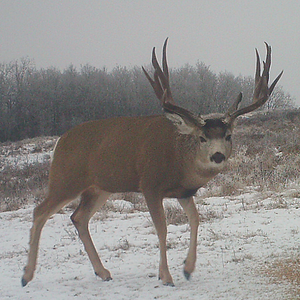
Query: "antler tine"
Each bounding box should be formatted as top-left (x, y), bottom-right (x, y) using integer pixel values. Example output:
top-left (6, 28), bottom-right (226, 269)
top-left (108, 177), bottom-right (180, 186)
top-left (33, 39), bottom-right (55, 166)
top-left (226, 92), bottom-right (243, 115)
top-left (225, 43), bottom-right (283, 122)
top-left (152, 39), bottom-right (173, 103)
top-left (142, 66), bottom-right (155, 86)
top-left (151, 47), bottom-right (168, 94)
top-left (162, 38), bottom-right (169, 80)
top-left (262, 42), bottom-right (271, 82)
top-left (142, 66), bottom-right (163, 100)
top-left (151, 47), bottom-right (161, 73)
top-left (143, 38), bottom-right (174, 104)
top-left (269, 70), bottom-right (283, 95)
top-left (255, 49), bottom-right (261, 86)
top-left (161, 38), bottom-right (173, 102)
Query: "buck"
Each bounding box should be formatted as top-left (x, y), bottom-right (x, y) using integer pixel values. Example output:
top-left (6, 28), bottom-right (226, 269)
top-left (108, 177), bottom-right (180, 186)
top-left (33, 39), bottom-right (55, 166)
top-left (22, 39), bottom-right (282, 287)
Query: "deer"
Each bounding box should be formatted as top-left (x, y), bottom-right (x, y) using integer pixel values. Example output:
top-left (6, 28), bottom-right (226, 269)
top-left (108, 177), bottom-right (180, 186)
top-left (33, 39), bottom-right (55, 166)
top-left (21, 38), bottom-right (283, 287)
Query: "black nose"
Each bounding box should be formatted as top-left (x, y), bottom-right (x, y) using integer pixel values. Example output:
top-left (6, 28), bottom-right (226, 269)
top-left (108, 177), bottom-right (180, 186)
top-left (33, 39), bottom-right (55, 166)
top-left (211, 152), bottom-right (225, 164)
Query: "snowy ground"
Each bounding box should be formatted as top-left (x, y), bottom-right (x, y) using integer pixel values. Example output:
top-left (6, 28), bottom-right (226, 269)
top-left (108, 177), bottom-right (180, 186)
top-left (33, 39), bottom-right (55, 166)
top-left (0, 137), bottom-right (55, 170)
top-left (1, 135), bottom-right (300, 299)
top-left (1, 192), bottom-right (300, 300)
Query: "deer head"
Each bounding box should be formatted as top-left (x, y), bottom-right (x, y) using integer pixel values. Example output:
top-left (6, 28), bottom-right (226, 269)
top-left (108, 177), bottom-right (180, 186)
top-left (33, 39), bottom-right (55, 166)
top-left (143, 39), bottom-right (283, 172)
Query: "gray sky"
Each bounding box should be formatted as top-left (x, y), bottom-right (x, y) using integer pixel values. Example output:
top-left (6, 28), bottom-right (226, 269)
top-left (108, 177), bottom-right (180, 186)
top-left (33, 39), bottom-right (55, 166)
top-left (1, 0), bottom-right (300, 106)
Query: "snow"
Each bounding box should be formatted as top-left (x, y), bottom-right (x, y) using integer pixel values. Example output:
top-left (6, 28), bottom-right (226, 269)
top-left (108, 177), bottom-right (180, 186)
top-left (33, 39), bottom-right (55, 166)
top-left (1, 143), bottom-right (53, 170)
top-left (1, 194), bottom-right (300, 299)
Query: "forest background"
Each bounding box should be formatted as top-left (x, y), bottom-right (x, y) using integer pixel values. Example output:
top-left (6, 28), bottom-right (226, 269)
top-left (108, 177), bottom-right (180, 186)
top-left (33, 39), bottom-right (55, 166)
top-left (0, 57), bottom-right (294, 143)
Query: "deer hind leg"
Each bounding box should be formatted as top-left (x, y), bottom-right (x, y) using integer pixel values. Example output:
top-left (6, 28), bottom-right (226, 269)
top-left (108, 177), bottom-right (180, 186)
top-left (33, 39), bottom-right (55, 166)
top-left (22, 193), bottom-right (74, 286)
top-left (144, 194), bottom-right (174, 286)
top-left (178, 197), bottom-right (200, 280)
top-left (71, 188), bottom-right (111, 281)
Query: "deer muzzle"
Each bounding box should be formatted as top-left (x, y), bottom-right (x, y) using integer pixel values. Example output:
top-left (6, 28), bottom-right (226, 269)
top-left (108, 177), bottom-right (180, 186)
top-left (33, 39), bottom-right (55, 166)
top-left (210, 152), bottom-right (225, 164)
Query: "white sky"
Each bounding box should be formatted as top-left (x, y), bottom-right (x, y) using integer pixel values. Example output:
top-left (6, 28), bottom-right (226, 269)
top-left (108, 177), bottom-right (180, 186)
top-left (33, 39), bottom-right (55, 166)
top-left (1, 0), bottom-right (300, 106)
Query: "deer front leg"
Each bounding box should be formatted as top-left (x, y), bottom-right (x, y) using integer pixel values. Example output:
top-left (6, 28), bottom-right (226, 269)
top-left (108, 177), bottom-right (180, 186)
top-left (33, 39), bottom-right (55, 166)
top-left (178, 197), bottom-right (200, 280)
top-left (145, 194), bottom-right (174, 286)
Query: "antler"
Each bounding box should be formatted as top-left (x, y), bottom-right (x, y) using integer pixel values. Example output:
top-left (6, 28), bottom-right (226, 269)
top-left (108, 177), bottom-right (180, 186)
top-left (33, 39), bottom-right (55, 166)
top-left (142, 38), bottom-right (175, 104)
top-left (225, 43), bottom-right (283, 122)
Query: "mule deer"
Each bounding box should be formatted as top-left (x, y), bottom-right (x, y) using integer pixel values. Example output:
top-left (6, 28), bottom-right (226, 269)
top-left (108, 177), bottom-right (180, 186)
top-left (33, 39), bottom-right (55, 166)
top-left (22, 39), bottom-right (283, 287)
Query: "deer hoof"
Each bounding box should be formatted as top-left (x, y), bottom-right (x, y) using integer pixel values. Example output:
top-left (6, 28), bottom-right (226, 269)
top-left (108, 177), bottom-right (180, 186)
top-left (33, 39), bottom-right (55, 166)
top-left (163, 281), bottom-right (175, 287)
top-left (21, 277), bottom-right (28, 287)
top-left (159, 275), bottom-right (175, 287)
top-left (184, 270), bottom-right (191, 280)
top-left (95, 270), bottom-right (112, 282)
top-left (104, 276), bottom-right (113, 282)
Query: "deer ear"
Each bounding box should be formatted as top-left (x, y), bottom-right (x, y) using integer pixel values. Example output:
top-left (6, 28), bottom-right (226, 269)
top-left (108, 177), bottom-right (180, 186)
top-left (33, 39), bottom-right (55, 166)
top-left (164, 112), bottom-right (195, 134)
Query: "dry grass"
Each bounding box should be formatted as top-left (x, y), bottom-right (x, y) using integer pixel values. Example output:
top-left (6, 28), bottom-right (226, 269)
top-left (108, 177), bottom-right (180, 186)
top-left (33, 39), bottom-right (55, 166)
top-left (0, 162), bottom-right (49, 211)
top-left (0, 136), bottom-right (57, 211)
top-left (122, 192), bottom-right (148, 212)
top-left (262, 255), bottom-right (300, 297)
top-left (164, 204), bottom-right (188, 225)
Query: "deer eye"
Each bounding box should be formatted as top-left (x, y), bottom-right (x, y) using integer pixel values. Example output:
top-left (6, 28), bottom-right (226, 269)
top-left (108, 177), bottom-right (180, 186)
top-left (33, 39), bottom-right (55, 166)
top-left (225, 135), bottom-right (232, 142)
top-left (200, 136), bottom-right (207, 143)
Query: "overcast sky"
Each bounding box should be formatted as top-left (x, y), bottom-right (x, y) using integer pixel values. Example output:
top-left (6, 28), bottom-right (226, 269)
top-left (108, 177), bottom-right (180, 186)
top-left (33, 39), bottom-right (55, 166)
top-left (1, 0), bottom-right (300, 106)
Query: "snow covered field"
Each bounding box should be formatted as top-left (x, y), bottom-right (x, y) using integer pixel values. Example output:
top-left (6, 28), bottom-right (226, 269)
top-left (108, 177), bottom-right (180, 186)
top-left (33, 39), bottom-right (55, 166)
top-left (1, 192), bottom-right (300, 299)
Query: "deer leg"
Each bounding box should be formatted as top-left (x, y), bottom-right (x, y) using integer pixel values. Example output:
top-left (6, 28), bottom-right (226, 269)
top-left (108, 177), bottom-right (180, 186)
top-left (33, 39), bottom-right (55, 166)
top-left (22, 195), bottom-right (72, 286)
top-left (145, 195), bottom-right (174, 286)
top-left (71, 188), bottom-right (111, 281)
top-left (178, 197), bottom-right (200, 280)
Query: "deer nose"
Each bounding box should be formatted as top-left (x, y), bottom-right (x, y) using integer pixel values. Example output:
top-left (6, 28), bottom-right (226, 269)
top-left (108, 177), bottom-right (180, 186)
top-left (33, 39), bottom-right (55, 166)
top-left (211, 152), bottom-right (225, 164)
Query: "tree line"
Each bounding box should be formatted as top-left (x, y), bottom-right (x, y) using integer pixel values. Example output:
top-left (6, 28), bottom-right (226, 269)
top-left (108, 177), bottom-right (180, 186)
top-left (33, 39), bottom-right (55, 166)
top-left (0, 57), bottom-right (294, 142)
